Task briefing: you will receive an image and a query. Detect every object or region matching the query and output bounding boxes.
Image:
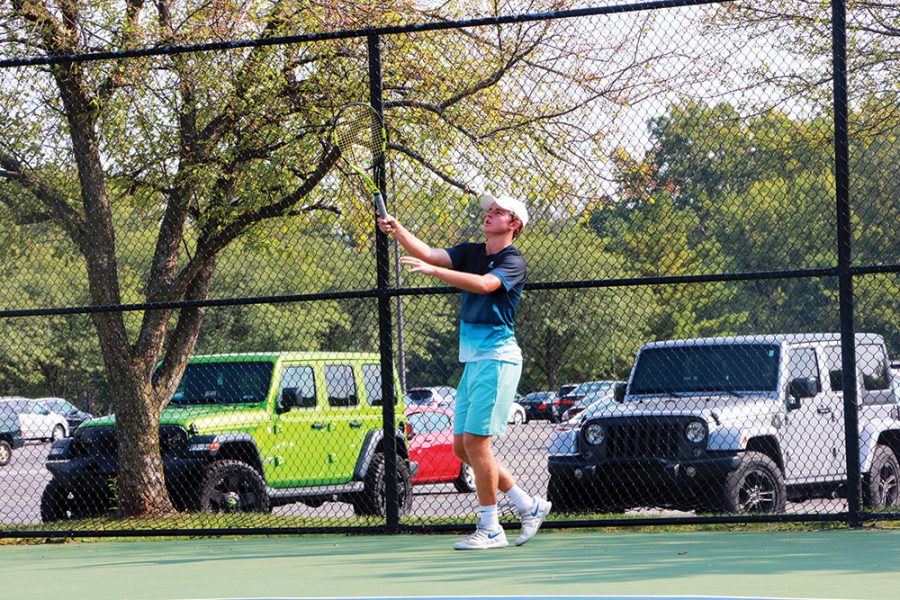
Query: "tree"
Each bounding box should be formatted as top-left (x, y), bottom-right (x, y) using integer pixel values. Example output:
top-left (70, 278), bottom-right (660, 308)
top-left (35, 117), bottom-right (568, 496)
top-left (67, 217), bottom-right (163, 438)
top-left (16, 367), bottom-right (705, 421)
top-left (601, 99), bottom-right (897, 343)
top-left (515, 224), bottom-right (660, 389)
top-left (0, 1), bottom-right (690, 517)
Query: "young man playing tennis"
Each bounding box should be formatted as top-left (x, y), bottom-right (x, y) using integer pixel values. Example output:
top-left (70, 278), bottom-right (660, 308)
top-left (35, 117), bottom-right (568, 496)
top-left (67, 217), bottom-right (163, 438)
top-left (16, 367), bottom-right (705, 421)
top-left (377, 193), bottom-right (551, 550)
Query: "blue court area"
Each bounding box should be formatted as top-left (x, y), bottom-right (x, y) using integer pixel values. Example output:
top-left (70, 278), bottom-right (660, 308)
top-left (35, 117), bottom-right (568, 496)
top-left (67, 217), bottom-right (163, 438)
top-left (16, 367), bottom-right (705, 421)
top-left (3, 529), bottom-right (898, 600)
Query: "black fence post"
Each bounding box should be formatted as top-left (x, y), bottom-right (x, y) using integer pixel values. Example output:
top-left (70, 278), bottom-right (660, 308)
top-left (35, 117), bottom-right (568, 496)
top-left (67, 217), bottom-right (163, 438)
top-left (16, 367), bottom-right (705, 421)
top-left (831, 0), bottom-right (861, 528)
top-left (368, 33), bottom-right (400, 532)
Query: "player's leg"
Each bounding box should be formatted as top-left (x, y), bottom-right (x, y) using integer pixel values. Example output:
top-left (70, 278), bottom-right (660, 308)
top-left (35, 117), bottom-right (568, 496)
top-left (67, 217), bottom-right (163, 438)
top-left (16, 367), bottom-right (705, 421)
top-left (489, 360), bottom-right (552, 545)
top-left (452, 362), bottom-right (507, 550)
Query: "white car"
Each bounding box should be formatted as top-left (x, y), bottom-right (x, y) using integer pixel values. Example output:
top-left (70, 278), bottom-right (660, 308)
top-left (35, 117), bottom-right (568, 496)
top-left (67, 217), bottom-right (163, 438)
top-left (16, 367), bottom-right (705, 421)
top-left (0, 397), bottom-right (68, 441)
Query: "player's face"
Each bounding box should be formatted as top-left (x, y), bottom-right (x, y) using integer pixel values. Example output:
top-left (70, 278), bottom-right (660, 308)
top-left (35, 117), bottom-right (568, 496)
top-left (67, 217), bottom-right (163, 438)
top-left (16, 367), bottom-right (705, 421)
top-left (483, 203), bottom-right (519, 236)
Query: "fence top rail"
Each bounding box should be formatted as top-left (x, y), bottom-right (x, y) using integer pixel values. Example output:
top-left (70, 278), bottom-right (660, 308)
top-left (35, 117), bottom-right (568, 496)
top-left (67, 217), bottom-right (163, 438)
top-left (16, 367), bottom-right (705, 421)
top-left (0, 0), bottom-right (731, 69)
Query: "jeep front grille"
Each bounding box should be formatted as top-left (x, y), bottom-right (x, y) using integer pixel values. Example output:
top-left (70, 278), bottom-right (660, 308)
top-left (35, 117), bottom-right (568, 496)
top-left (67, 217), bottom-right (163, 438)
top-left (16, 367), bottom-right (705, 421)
top-left (71, 425), bottom-right (188, 457)
top-left (605, 419), bottom-right (681, 459)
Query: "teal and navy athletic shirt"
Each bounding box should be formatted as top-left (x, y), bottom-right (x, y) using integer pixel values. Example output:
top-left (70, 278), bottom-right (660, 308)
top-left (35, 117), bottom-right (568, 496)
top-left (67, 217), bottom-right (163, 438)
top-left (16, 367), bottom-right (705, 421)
top-left (445, 242), bottom-right (526, 364)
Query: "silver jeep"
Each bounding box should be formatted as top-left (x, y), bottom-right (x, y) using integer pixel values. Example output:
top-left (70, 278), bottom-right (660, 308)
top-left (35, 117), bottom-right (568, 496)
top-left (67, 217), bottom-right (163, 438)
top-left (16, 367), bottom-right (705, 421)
top-left (546, 333), bottom-right (900, 513)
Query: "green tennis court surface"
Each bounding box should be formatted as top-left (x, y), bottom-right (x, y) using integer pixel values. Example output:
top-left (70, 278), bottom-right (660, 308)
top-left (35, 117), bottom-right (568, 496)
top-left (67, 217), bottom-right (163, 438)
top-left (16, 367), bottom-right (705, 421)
top-left (2, 529), bottom-right (897, 599)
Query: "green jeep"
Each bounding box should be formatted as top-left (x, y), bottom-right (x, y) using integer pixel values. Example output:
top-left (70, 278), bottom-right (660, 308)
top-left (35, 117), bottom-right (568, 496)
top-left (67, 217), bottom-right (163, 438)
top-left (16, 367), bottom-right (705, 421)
top-left (42, 352), bottom-right (414, 520)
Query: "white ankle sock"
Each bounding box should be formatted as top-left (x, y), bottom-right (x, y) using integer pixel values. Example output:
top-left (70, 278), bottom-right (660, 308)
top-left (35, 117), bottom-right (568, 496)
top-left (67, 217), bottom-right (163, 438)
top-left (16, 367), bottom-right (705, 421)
top-left (505, 485), bottom-right (534, 514)
top-left (478, 504), bottom-right (500, 530)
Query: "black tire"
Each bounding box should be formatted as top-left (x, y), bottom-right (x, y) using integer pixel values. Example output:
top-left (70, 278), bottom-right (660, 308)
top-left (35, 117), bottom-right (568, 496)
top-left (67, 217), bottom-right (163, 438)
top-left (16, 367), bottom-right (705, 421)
top-left (511, 410), bottom-right (525, 425)
top-left (453, 462), bottom-right (476, 493)
top-left (0, 440), bottom-right (11, 467)
top-left (721, 451), bottom-right (786, 514)
top-left (40, 479), bottom-right (108, 522)
top-left (863, 444), bottom-right (900, 508)
top-left (353, 453), bottom-right (413, 517)
top-left (547, 473), bottom-right (585, 513)
top-left (198, 460), bottom-right (271, 514)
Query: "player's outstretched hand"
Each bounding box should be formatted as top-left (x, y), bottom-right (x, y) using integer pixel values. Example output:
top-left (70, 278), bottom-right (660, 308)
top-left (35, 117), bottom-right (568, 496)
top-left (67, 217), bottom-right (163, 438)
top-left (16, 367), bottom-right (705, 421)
top-left (377, 215), bottom-right (399, 235)
top-left (399, 256), bottom-right (437, 276)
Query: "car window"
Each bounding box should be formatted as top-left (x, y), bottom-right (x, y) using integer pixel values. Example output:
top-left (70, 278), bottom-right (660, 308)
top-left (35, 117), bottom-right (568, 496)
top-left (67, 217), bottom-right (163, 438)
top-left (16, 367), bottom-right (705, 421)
top-left (787, 347), bottom-right (820, 392)
top-left (557, 385), bottom-right (577, 397)
top-left (631, 344), bottom-right (780, 394)
top-left (362, 364), bottom-right (387, 406)
top-left (576, 381), bottom-right (613, 395)
top-left (408, 411), bottom-right (450, 434)
top-left (325, 364), bottom-right (358, 407)
top-left (406, 389), bottom-right (436, 405)
top-left (171, 361), bottom-right (274, 405)
top-left (44, 399), bottom-right (73, 413)
top-left (825, 344), bottom-right (891, 393)
top-left (823, 345), bottom-right (843, 391)
top-left (279, 365), bottom-right (317, 409)
top-left (858, 344), bottom-right (890, 391)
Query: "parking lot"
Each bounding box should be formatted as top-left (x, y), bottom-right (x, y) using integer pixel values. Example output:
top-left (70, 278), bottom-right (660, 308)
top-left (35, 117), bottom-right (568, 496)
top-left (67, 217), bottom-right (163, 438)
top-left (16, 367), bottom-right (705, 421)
top-left (0, 421), bottom-right (847, 526)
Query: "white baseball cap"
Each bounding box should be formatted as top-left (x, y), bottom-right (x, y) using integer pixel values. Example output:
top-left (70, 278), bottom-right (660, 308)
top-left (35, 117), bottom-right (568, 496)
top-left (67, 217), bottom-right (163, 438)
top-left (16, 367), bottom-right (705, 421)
top-left (478, 192), bottom-right (529, 228)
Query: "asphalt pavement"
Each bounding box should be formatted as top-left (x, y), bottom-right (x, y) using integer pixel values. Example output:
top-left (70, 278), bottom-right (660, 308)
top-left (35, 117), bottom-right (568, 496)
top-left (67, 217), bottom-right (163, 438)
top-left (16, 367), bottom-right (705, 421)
top-left (0, 421), bottom-right (848, 527)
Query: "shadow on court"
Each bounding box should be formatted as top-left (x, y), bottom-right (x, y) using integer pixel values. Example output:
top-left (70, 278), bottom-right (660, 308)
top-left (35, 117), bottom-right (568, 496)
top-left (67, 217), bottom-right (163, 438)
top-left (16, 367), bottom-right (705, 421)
top-left (2, 528), bottom-right (898, 599)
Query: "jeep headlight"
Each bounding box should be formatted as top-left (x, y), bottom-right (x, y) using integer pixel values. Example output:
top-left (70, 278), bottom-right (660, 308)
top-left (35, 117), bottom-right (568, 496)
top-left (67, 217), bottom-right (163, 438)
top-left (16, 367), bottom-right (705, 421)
top-left (584, 422), bottom-right (605, 445)
top-left (685, 420), bottom-right (707, 444)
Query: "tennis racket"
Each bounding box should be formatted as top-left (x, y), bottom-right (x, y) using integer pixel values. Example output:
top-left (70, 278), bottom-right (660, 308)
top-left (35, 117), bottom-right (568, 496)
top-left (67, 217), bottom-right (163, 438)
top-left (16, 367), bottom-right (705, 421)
top-left (333, 102), bottom-right (388, 220)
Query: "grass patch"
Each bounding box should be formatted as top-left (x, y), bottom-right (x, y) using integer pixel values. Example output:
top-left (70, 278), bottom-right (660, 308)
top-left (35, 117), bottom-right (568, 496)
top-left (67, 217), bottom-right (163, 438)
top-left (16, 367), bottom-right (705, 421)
top-left (2, 512), bottom-right (897, 545)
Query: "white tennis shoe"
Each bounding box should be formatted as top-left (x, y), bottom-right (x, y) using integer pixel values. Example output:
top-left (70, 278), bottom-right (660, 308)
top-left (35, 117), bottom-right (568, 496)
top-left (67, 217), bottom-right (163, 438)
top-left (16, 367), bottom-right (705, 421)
top-left (453, 526), bottom-right (508, 550)
top-left (515, 497), bottom-right (552, 546)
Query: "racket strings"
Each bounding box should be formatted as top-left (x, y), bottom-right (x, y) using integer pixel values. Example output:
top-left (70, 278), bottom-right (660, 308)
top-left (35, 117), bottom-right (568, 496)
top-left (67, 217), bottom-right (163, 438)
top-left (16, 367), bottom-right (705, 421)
top-left (334, 107), bottom-right (384, 170)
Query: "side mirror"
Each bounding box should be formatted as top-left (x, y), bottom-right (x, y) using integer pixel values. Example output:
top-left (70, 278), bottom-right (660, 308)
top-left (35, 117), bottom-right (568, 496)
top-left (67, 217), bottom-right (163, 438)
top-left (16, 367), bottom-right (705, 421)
top-left (405, 422), bottom-right (415, 440)
top-left (787, 377), bottom-right (817, 410)
top-left (277, 388), bottom-right (299, 414)
top-left (613, 382), bottom-right (627, 403)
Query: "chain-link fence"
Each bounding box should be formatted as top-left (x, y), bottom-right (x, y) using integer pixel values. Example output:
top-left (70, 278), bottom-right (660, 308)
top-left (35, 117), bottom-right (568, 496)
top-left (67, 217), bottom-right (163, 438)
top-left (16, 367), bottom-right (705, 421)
top-left (0, 1), bottom-right (897, 538)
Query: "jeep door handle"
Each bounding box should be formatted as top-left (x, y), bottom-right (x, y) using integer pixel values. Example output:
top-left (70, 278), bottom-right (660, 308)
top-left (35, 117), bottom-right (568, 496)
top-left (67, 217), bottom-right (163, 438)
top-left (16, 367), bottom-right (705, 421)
top-left (816, 406), bottom-right (832, 415)
top-left (349, 421), bottom-right (363, 429)
top-left (311, 423), bottom-right (327, 430)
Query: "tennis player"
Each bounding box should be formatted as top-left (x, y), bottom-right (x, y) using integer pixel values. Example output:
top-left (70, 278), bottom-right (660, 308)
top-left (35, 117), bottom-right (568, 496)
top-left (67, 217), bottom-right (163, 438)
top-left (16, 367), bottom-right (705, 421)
top-left (378, 193), bottom-right (551, 550)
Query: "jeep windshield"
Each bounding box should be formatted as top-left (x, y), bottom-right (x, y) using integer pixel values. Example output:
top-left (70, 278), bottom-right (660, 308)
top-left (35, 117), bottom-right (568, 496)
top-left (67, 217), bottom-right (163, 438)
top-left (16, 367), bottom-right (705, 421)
top-left (630, 344), bottom-right (780, 395)
top-left (170, 361), bottom-right (274, 405)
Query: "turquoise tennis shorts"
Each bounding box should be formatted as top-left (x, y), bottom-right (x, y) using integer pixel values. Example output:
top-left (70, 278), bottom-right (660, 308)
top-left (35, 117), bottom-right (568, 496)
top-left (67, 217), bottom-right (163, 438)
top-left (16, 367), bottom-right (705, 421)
top-left (454, 359), bottom-right (523, 436)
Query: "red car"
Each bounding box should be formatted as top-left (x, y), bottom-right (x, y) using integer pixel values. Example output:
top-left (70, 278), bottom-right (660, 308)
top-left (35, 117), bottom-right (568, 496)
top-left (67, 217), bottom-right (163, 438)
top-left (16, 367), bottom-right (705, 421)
top-left (405, 407), bottom-right (475, 492)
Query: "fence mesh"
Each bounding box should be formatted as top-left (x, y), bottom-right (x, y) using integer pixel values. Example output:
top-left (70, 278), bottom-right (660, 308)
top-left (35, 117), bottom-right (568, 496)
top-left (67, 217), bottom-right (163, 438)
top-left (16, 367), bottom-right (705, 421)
top-left (0, 1), bottom-right (897, 537)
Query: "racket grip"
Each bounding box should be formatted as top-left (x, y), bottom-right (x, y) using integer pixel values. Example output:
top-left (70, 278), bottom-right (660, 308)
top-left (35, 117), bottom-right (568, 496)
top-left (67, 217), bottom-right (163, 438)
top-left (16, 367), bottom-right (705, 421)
top-left (374, 192), bottom-right (388, 220)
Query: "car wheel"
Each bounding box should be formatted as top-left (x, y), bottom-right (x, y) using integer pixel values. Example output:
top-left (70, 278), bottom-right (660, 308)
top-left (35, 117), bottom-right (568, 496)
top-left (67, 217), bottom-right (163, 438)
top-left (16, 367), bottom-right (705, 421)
top-left (511, 410), bottom-right (524, 425)
top-left (0, 440), bottom-right (11, 466)
top-left (51, 424), bottom-right (66, 441)
top-left (453, 462), bottom-right (476, 493)
top-left (863, 444), bottom-right (900, 508)
top-left (721, 451), bottom-right (786, 514)
top-left (40, 479), bottom-right (106, 521)
top-left (199, 460), bottom-right (271, 514)
top-left (353, 453), bottom-right (413, 517)
top-left (547, 473), bottom-right (585, 513)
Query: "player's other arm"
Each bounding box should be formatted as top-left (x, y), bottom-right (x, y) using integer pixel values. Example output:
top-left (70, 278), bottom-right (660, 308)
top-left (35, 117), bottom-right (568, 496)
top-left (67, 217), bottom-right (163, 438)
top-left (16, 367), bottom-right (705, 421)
top-left (399, 257), bottom-right (502, 295)
top-left (378, 215), bottom-right (452, 268)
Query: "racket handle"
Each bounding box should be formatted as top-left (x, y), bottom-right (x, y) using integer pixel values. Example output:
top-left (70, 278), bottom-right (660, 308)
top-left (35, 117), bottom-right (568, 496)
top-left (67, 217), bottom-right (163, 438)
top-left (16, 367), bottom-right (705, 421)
top-left (374, 192), bottom-right (388, 220)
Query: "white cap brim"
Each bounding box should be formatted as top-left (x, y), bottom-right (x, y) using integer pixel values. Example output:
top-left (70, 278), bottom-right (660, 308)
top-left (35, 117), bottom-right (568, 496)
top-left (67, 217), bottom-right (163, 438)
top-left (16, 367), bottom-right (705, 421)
top-left (479, 193), bottom-right (529, 228)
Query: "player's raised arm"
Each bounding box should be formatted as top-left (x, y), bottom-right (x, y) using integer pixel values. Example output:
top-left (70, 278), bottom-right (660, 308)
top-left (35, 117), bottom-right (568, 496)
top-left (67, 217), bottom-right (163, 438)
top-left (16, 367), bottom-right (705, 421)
top-left (378, 215), bottom-right (452, 268)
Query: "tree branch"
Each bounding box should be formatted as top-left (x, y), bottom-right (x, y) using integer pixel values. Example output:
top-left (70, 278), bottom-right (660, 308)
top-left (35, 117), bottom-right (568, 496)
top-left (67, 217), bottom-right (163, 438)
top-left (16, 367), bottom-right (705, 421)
top-left (0, 152), bottom-right (86, 241)
top-left (388, 143), bottom-right (478, 195)
top-left (96, 0), bottom-right (147, 108)
top-left (156, 144), bottom-right (342, 302)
